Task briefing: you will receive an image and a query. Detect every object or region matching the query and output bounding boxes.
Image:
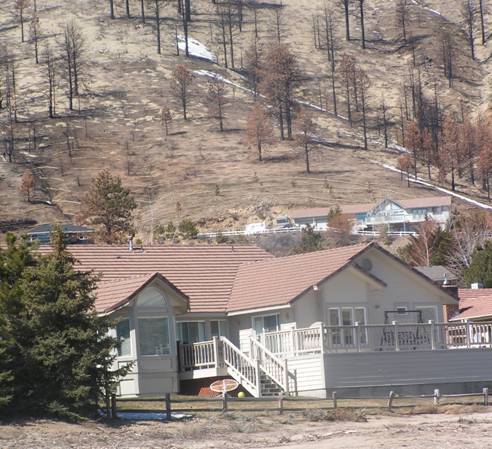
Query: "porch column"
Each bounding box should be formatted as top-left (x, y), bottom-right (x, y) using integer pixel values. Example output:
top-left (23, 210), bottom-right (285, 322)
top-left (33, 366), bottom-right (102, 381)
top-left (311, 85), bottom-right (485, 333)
top-left (392, 321), bottom-right (400, 351)
top-left (429, 320), bottom-right (435, 350)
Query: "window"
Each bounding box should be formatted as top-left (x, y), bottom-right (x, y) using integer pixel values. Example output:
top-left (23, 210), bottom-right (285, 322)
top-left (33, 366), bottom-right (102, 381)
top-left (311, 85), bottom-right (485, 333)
top-left (326, 306), bottom-right (368, 347)
top-left (176, 321), bottom-right (205, 343)
top-left (139, 317), bottom-right (171, 355)
top-left (210, 320), bottom-right (226, 338)
top-left (252, 314), bottom-right (279, 334)
top-left (116, 319), bottom-right (131, 357)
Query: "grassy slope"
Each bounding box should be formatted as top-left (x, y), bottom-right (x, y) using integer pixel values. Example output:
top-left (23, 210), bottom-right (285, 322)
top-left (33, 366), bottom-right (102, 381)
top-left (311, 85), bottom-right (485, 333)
top-left (0, 0), bottom-right (490, 241)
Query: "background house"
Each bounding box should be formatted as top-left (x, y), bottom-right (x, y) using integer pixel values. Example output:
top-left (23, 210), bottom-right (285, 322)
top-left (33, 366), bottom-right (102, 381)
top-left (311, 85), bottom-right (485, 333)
top-left (27, 223), bottom-right (95, 244)
top-left (287, 196), bottom-right (452, 235)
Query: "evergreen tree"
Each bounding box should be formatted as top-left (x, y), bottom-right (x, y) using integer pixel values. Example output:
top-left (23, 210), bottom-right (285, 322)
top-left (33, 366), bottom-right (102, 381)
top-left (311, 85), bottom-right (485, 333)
top-left (0, 231), bottom-right (126, 418)
top-left (84, 170), bottom-right (137, 243)
top-left (293, 225), bottom-right (324, 254)
top-left (464, 241), bottom-right (492, 287)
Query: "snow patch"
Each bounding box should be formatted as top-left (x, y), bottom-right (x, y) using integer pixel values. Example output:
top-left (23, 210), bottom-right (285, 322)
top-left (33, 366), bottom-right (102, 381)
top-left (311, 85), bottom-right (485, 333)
top-left (375, 160), bottom-right (492, 211)
top-left (178, 36), bottom-right (217, 63)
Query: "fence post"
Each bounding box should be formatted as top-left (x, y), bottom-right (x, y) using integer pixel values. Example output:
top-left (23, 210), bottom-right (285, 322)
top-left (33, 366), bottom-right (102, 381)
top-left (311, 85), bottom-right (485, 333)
top-left (165, 393), bottom-right (172, 420)
top-left (278, 392), bottom-right (284, 415)
top-left (429, 320), bottom-right (436, 350)
top-left (111, 394), bottom-right (117, 419)
top-left (388, 391), bottom-right (395, 411)
top-left (433, 388), bottom-right (440, 407)
top-left (484, 387), bottom-right (489, 406)
top-left (392, 321), bottom-right (399, 351)
top-left (283, 358), bottom-right (290, 394)
top-left (332, 391), bottom-right (337, 409)
top-left (255, 359), bottom-right (262, 398)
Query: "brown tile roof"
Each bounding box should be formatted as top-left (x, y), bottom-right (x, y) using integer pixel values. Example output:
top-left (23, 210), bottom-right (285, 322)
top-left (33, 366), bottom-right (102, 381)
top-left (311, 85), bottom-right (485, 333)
top-left (38, 245), bottom-right (273, 313)
top-left (452, 289), bottom-right (492, 320)
top-left (228, 243), bottom-right (372, 313)
top-left (288, 196), bottom-right (452, 220)
top-left (95, 272), bottom-right (189, 314)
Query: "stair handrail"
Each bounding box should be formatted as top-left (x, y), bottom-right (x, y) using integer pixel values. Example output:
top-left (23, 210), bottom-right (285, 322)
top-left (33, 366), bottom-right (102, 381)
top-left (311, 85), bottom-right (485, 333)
top-left (220, 336), bottom-right (260, 397)
top-left (250, 336), bottom-right (296, 394)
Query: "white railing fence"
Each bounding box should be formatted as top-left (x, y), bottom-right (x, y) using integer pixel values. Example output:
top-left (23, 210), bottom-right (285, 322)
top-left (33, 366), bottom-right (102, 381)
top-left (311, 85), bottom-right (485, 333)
top-left (250, 337), bottom-right (296, 394)
top-left (262, 326), bottom-right (323, 356)
top-left (259, 322), bottom-right (492, 355)
top-left (180, 340), bottom-right (216, 370)
top-left (221, 336), bottom-right (261, 397)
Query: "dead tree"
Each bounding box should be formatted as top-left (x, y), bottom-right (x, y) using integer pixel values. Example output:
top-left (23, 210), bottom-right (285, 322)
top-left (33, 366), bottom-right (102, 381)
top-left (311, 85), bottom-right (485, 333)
top-left (380, 98), bottom-right (389, 148)
top-left (479, 0), bottom-right (486, 44)
top-left (125, 0), bottom-right (131, 18)
top-left (15, 0), bottom-right (29, 43)
top-left (461, 0), bottom-right (477, 60)
top-left (29, 12), bottom-right (41, 64)
top-left (140, 0), bottom-right (146, 23)
top-left (44, 46), bottom-right (56, 118)
top-left (274, 7), bottom-right (285, 44)
top-left (215, 7), bottom-right (228, 67)
top-left (245, 103), bottom-right (273, 161)
top-left (341, 0), bottom-right (350, 41)
top-left (62, 21), bottom-right (85, 111)
top-left (295, 110), bottom-right (316, 174)
top-left (154, 0), bottom-right (162, 55)
top-left (161, 106), bottom-right (172, 137)
top-left (206, 77), bottom-right (227, 131)
top-left (396, 0), bottom-right (408, 43)
top-left (356, 66), bottom-right (370, 150)
top-left (181, 0), bottom-right (190, 57)
top-left (358, 0), bottom-right (366, 49)
top-left (109, 0), bottom-right (115, 19)
top-left (439, 29), bottom-right (455, 87)
top-left (323, 6), bottom-right (338, 115)
top-left (172, 64), bottom-right (193, 120)
top-left (340, 54), bottom-right (354, 126)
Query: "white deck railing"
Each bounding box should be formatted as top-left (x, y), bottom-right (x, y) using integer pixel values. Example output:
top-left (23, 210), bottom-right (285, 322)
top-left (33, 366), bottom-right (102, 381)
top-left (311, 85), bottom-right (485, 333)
top-left (180, 340), bottom-right (217, 370)
top-left (260, 322), bottom-right (492, 355)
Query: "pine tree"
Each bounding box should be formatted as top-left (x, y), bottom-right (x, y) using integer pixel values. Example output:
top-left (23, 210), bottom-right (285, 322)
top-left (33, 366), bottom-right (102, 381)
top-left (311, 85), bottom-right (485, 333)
top-left (464, 241), bottom-right (492, 287)
top-left (84, 170), bottom-right (137, 243)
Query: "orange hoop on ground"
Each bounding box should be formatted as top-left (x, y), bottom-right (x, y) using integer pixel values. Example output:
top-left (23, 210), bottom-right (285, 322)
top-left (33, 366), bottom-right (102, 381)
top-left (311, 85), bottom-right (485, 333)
top-left (210, 379), bottom-right (239, 396)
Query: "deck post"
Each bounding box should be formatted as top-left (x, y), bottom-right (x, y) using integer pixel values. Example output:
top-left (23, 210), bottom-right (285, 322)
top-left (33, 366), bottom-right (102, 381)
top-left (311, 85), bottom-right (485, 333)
top-left (212, 336), bottom-right (220, 368)
top-left (466, 321), bottom-right (471, 348)
top-left (291, 329), bottom-right (297, 356)
top-left (294, 369), bottom-right (298, 397)
top-left (355, 322), bottom-right (361, 352)
top-left (484, 388), bottom-right (489, 406)
top-left (332, 391), bottom-right (337, 409)
top-left (429, 320), bottom-right (436, 350)
top-left (255, 358), bottom-right (262, 398)
top-left (283, 358), bottom-right (289, 394)
top-left (392, 321), bottom-right (399, 351)
top-left (165, 393), bottom-right (172, 420)
top-left (319, 323), bottom-right (325, 354)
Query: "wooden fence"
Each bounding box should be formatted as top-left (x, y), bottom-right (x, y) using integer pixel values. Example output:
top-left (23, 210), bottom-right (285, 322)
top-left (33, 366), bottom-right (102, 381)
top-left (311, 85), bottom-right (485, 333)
top-left (109, 387), bottom-right (491, 419)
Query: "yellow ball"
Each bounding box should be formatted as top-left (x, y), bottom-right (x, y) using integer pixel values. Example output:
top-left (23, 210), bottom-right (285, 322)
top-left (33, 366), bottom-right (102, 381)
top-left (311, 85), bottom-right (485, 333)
top-left (237, 391), bottom-right (246, 398)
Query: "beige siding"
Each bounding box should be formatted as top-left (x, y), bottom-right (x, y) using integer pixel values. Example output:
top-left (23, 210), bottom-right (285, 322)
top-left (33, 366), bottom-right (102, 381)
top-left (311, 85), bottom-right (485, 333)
top-left (287, 354), bottom-right (325, 397)
top-left (324, 349), bottom-right (492, 388)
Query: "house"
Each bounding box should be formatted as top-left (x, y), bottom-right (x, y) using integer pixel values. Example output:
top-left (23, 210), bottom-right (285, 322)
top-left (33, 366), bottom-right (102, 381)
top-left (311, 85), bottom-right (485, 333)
top-left (28, 223), bottom-right (95, 244)
top-left (39, 242), bottom-right (492, 398)
top-left (287, 196), bottom-right (452, 235)
top-left (451, 288), bottom-right (492, 322)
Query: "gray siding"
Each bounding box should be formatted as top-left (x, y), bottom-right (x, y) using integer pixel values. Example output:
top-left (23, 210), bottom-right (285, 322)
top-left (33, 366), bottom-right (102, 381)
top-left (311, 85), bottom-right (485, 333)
top-left (324, 349), bottom-right (492, 388)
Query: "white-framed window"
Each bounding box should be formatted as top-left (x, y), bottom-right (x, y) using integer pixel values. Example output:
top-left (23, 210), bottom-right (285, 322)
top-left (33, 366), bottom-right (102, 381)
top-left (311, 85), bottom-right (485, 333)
top-left (138, 317), bottom-right (171, 355)
top-left (326, 306), bottom-right (367, 346)
top-left (252, 314), bottom-right (279, 334)
top-left (210, 320), bottom-right (226, 338)
top-left (176, 321), bottom-right (205, 344)
top-left (116, 318), bottom-right (132, 357)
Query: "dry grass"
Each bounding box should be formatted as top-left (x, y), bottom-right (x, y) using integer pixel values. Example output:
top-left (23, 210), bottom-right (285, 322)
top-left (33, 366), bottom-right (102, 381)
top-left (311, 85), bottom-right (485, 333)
top-left (1, 0), bottom-right (491, 239)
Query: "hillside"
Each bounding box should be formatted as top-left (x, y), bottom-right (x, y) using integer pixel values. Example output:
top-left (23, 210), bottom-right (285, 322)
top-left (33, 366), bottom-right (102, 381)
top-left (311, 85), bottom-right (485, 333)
top-left (1, 0), bottom-right (492, 240)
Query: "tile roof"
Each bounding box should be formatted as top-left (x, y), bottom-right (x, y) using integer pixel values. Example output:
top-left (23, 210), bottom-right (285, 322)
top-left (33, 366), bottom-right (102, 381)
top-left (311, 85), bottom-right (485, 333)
top-left (228, 243), bottom-right (372, 313)
top-left (95, 272), bottom-right (188, 314)
top-left (288, 196), bottom-right (452, 220)
top-left (414, 266), bottom-right (457, 283)
top-left (38, 244), bottom-right (273, 313)
top-left (452, 289), bottom-right (492, 320)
